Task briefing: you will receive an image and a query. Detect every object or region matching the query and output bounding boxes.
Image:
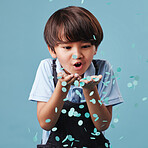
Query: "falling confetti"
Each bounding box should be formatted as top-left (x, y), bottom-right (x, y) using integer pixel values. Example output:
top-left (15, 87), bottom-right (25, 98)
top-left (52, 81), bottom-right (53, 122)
top-left (80, 81), bottom-right (85, 87)
top-left (117, 67), bottom-right (121, 72)
top-left (33, 132), bottom-right (38, 142)
top-left (87, 76), bottom-right (91, 81)
top-left (68, 108), bottom-right (75, 117)
top-left (119, 136), bottom-right (124, 140)
top-left (55, 136), bottom-right (60, 141)
top-left (111, 124), bottom-right (115, 128)
top-left (63, 97), bottom-right (68, 101)
top-left (127, 82), bottom-right (133, 88)
top-left (132, 43), bottom-right (135, 48)
top-left (81, 0), bottom-right (85, 4)
top-left (78, 120), bottom-right (83, 126)
top-left (28, 128), bottom-right (30, 133)
top-left (142, 97), bottom-right (147, 101)
top-left (79, 104), bottom-right (84, 109)
top-left (52, 127), bottom-right (57, 132)
top-left (85, 112), bottom-right (90, 118)
top-left (113, 118), bottom-right (119, 123)
top-left (57, 76), bottom-right (62, 79)
top-left (105, 142), bottom-right (109, 147)
top-left (61, 109), bottom-right (67, 114)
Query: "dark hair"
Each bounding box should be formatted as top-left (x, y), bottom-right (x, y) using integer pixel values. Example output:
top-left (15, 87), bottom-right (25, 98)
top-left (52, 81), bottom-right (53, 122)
top-left (44, 6), bottom-right (103, 51)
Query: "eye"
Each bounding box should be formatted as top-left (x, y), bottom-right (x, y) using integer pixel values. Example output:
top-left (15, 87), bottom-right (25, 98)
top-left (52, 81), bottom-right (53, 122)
top-left (63, 46), bottom-right (71, 49)
top-left (82, 45), bottom-right (91, 48)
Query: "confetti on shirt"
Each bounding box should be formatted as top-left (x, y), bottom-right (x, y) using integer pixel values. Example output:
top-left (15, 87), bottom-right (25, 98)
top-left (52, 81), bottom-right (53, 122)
top-left (80, 81), bottom-right (85, 87)
top-left (68, 108), bottom-right (75, 117)
top-left (74, 80), bottom-right (79, 86)
top-left (75, 89), bottom-right (82, 98)
top-left (79, 104), bottom-right (84, 109)
top-left (105, 142), bottom-right (109, 147)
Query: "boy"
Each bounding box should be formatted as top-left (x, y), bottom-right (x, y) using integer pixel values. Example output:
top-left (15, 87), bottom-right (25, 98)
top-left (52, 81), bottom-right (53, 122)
top-left (29, 6), bottom-right (123, 148)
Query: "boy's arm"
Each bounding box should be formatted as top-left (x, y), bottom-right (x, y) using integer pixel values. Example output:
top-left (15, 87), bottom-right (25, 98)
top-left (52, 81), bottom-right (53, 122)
top-left (37, 73), bottom-right (80, 131)
top-left (81, 75), bottom-right (112, 131)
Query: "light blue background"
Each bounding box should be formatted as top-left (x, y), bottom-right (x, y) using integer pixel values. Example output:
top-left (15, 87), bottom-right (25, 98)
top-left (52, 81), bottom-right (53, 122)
top-left (0, 0), bottom-right (148, 147)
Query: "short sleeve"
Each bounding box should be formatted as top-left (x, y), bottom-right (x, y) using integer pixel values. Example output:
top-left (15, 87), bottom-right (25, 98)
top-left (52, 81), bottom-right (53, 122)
top-left (28, 59), bottom-right (54, 102)
top-left (99, 60), bottom-right (124, 106)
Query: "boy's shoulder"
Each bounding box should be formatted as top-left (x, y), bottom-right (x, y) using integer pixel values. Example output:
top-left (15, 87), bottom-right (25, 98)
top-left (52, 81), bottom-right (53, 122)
top-left (93, 59), bottom-right (109, 67)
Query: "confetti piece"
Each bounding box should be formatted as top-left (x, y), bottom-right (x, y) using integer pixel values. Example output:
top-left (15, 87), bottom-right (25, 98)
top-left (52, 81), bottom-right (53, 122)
top-left (85, 112), bottom-right (90, 118)
top-left (82, 78), bottom-right (87, 80)
top-left (57, 76), bottom-right (62, 79)
top-left (111, 124), bottom-right (115, 128)
top-left (90, 137), bottom-right (96, 139)
top-left (75, 90), bottom-right (82, 98)
top-left (127, 82), bottom-right (133, 88)
top-left (76, 113), bottom-right (81, 117)
top-left (105, 142), bottom-right (109, 147)
top-left (94, 128), bottom-right (97, 133)
top-left (72, 55), bottom-right (77, 59)
top-left (134, 75), bottom-right (140, 81)
top-left (49, 76), bottom-right (54, 79)
top-left (63, 98), bottom-right (68, 101)
top-left (104, 97), bottom-right (109, 104)
top-left (117, 67), bottom-right (121, 72)
top-left (52, 127), bottom-right (57, 132)
top-left (81, 0), bottom-right (84, 4)
top-left (84, 127), bottom-right (87, 132)
top-left (74, 80), bottom-right (79, 86)
top-left (105, 72), bottom-right (110, 75)
top-left (93, 35), bottom-right (96, 40)
top-left (87, 76), bottom-right (91, 81)
top-left (60, 68), bottom-right (64, 70)
top-left (28, 128), bottom-right (30, 133)
top-left (68, 135), bottom-right (74, 141)
top-left (93, 114), bottom-right (98, 118)
top-left (89, 91), bottom-right (94, 96)
top-left (80, 81), bottom-right (85, 87)
top-left (61, 109), bottom-right (67, 114)
top-left (95, 117), bottom-right (99, 121)
top-left (71, 142), bottom-right (74, 147)
top-left (113, 118), bottom-right (119, 123)
top-left (98, 100), bottom-right (102, 105)
top-left (94, 77), bottom-right (100, 82)
top-left (55, 107), bottom-right (58, 113)
top-left (45, 119), bottom-right (51, 123)
top-left (63, 144), bottom-right (68, 147)
top-left (62, 135), bottom-right (69, 143)
top-left (79, 104), bottom-right (84, 109)
top-left (78, 120), bottom-right (83, 126)
top-left (95, 132), bottom-right (100, 136)
top-left (49, 0), bottom-right (53, 2)
top-left (130, 76), bottom-right (134, 78)
top-left (119, 136), bottom-right (124, 140)
top-left (61, 81), bottom-right (67, 86)
top-left (90, 98), bottom-right (96, 104)
top-left (133, 80), bottom-right (138, 86)
top-left (33, 132), bottom-right (38, 142)
top-left (73, 111), bottom-right (79, 117)
top-left (142, 97), bottom-right (147, 101)
top-left (62, 87), bottom-right (67, 92)
top-left (132, 43), bottom-right (135, 48)
top-left (55, 136), bottom-right (60, 141)
top-left (68, 108), bottom-right (75, 117)
top-left (106, 2), bottom-right (111, 5)
top-left (103, 120), bottom-right (108, 123)
top-left (102, 91), bottom-right (107, 94)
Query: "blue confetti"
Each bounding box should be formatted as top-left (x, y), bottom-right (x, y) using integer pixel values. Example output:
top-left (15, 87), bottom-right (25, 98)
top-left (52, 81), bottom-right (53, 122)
top-left (61, 109), bottom-right (67, 114)
top-left (52, 127), bottom-right (57, 132)
top-left (89, 91), bottom-right (94, 96)
top-left (45, 119), bottom-right (51, 123)
top-left (74, 80), bottom-right (79, 86)
top-left (72, 55), bottom-right (77, 59)
top-left (61, 81), bottom-right (67, 86)
top-left (33, 132), bottom-right (38, 142)
top-left (85, 112), bottom-right (90, 118)
top-left (79, 104), bottom-right (84, 109)
top-left (78, 120), bottom-right (83, 126)
top-left (62, 87), bottom-right (67, 92)
top-left (55, 136), bottom-right (60, 141)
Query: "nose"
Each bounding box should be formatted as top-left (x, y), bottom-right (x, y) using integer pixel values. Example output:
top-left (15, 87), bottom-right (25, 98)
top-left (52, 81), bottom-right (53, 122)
top-left (73, 48), bottom-right (83, 59)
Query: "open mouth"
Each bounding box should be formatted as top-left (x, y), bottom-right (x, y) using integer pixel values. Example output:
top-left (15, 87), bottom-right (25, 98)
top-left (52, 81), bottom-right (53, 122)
top-left (74, 62), bottom-right (82, 67)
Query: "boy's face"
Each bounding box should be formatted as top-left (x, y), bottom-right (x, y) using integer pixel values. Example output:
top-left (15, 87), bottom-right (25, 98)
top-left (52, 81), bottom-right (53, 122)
top-left (48, 41), bottom-right (97, 76)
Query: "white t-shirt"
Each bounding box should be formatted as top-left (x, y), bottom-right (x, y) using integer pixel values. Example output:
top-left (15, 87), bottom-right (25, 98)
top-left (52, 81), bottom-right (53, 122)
top-left (28, 58), bottom-right (123, 144)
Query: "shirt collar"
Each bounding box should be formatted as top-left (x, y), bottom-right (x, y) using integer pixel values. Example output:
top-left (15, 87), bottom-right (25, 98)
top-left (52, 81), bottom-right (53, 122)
top-left (55, 58), bottom-right (95, 77)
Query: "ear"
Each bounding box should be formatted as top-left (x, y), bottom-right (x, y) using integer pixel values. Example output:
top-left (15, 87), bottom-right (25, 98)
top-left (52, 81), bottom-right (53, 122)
top-left (94, 47), bottom-right (98, 55)
top-left (47, 46), bottom-right (57, 58)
